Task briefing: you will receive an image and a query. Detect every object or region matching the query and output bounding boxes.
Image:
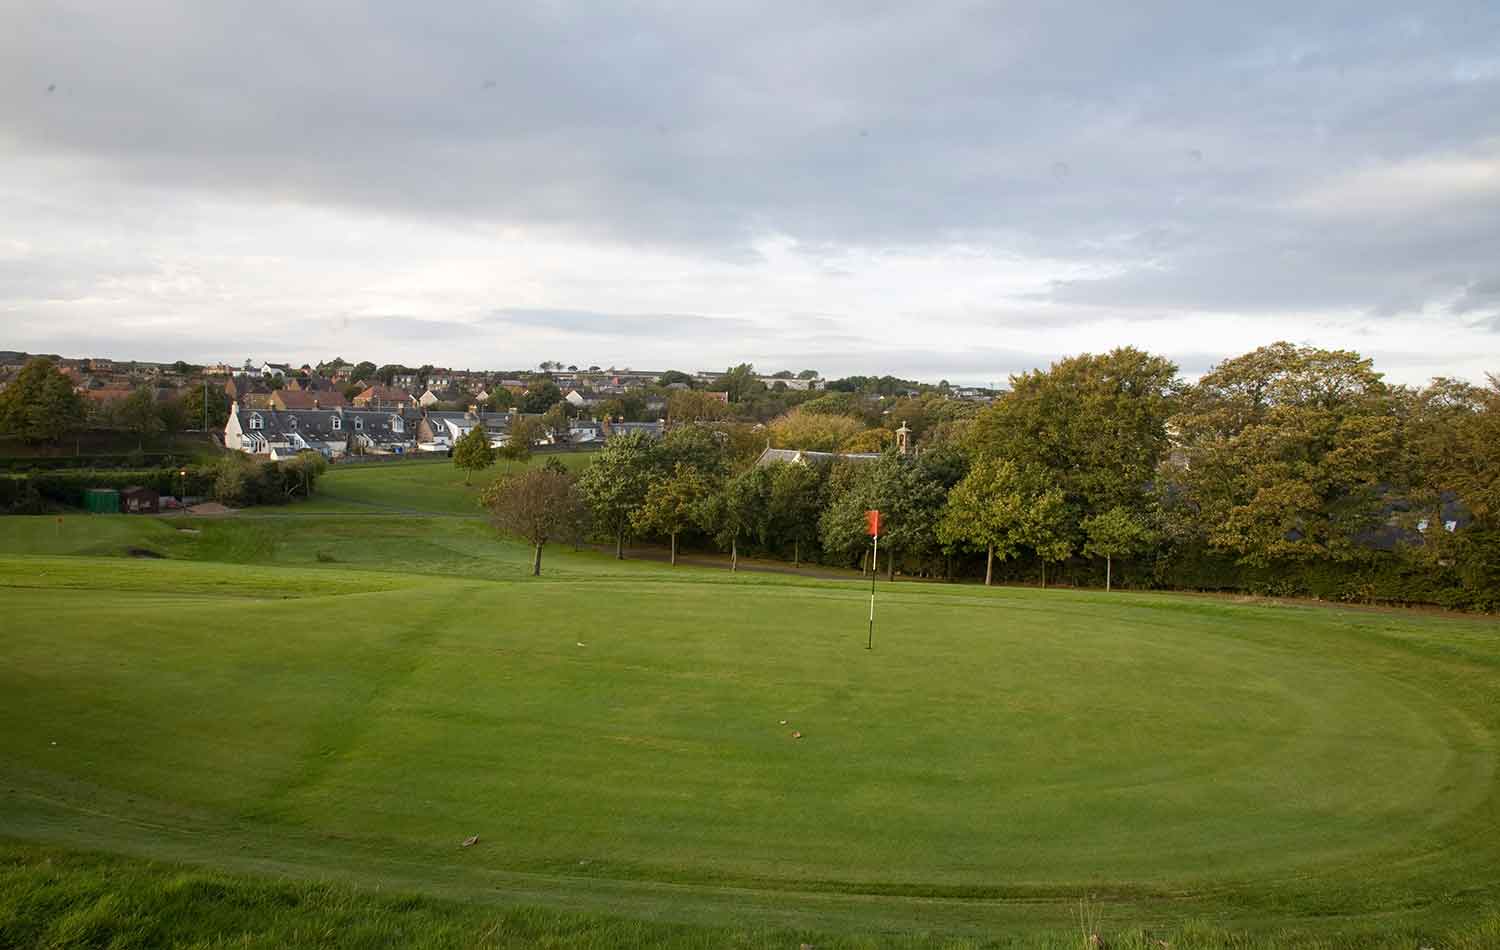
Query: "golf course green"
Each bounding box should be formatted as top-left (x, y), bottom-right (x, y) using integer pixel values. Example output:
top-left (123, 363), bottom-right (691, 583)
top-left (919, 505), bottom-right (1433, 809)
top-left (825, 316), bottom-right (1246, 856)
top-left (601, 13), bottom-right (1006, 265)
top-left (2, 462), bottom-right (1499, 947)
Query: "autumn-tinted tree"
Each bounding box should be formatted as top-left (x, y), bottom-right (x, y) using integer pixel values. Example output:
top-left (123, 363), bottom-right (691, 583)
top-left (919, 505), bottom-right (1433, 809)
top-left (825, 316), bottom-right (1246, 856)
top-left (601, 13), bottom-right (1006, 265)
top-left (0, 358), bottom-right (86, 443)
top-left (1168, 343), bottom-right (1398, 565)
top-left (452, 423), bottom-right (494, 485)
top-left (484, 467), bottom-right (585, 576)
top-left (667, 389), bottom-right (731, 425)
top-left (632, 463), bottom-right (710, 565)
top-left (578, 430), bottom-right (660, 558)
top-left (767, 407), bottom-right (865, 452)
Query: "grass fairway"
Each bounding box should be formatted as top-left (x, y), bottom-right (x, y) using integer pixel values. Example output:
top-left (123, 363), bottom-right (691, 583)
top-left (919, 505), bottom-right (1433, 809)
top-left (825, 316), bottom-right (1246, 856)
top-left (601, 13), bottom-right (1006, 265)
top-left (2, 507), bottom-right (1500, 945)
top-left (299, 452), bottom-right (596, 515)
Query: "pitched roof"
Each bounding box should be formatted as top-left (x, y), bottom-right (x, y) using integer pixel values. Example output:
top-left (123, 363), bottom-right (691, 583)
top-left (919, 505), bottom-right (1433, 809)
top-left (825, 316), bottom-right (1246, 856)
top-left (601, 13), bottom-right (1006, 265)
top-left (236, 407), bottom-right (413, 446)
top-left (273, 388), bottom-right (348, 409)
top-left (353, 385), bottom-right (411, 405)
top-left (754, 447), bottom-right (881, 466)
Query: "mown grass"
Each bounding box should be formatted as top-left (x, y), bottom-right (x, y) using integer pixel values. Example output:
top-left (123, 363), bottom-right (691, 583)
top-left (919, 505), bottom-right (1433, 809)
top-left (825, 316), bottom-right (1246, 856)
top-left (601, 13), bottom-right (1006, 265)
top-left (298, 451), bottom-right (596, 515)
top-left (5, 842), bottom-right (1500, 949)
top-left (3, 465), bottom-right (1500, 945)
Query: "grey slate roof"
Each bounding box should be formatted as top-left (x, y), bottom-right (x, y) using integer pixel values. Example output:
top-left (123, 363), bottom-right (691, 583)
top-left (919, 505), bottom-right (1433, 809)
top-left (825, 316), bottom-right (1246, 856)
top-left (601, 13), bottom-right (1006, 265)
top-left (237, 407), bottom-right (414, 448)
top-left (754, 447), bottom-right (881, 466)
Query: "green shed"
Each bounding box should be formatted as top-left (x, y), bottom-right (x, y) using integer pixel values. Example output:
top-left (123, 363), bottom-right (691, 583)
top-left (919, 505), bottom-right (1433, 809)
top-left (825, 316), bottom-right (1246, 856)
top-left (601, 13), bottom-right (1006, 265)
top-left (84, 489), bottom-right (120, 514)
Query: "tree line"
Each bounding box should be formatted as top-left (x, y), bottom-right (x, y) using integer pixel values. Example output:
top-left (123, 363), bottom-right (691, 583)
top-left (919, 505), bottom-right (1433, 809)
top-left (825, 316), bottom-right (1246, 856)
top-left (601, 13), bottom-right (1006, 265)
top-left (481, 343), bottom-right (1499, 611)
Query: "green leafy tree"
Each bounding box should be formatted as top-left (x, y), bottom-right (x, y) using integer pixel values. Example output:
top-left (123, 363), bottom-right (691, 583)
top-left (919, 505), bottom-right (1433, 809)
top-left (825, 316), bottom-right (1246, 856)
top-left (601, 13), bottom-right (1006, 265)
top-left (282, 451), bottom-right (328, 498)
top-left (969, 347), bottom-right (1181, 519)
top-left (181, 382), bottom-right (232, 430)
top-left (452, 423), bottom-right (494, 485)
top-left (116, 387), bottom-right (165, 448)
top-left (820, 453), bottom-right (945, 579)
top-left (1083, 506), bottom-right (1148, 591)
top-left (1026, 488), bottom-right (1073, 588)
top-left (710, 363), bottom-right (763, 403)
top-left (158, 398), bottom-right (189, 439)
top-left (937, 457), bottom-right (1047, 585)
top-left (767, 460), bottom-right (825, 568)
top-left (632, 463), bottom-right (709, 565)
top-left (540, 403), bottom-right (570, 444)
top-left (694, 466), bottom-right (771, 572)
top-left (658, 425), bottom-right (729, 477)
top-left (578, 430), bottom-right (660, 558)
top-left (483, 467), bottom-right (585, 576)
top-left (0, 358), bottom-right (86, 444)
top-left (520, 377), bottom-right (563, 414)
top-left (498, 416), bottom-right (543, 465)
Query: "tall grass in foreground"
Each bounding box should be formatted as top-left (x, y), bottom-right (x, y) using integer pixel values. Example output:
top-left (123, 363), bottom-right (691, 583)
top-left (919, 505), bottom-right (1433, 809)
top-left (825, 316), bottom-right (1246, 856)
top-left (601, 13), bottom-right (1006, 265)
top-left (2, 842), bottom-right (1495, 949)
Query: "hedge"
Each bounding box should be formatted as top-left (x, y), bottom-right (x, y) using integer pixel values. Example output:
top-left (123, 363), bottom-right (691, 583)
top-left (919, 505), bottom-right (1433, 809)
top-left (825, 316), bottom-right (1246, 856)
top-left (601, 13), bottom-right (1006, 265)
top-left (0, 467), bottom-right (215, 511)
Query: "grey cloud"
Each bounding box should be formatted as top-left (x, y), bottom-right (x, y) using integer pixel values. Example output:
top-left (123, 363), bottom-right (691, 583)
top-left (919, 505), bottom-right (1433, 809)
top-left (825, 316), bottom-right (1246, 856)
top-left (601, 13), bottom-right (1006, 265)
top-left (487, 308), bottom-right (757, 337)
top-left (3, 1), bottom-right (1500, 370)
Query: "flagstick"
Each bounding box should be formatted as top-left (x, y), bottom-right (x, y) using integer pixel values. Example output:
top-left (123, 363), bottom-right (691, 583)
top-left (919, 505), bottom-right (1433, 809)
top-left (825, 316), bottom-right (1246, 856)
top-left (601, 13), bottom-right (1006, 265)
top-left (867, 531), bottom-right (878, 650)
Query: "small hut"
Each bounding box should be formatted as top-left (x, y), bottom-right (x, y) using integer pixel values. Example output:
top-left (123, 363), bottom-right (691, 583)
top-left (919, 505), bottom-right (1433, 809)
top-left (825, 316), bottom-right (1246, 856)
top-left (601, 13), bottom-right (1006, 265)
top-left (120, 486), bottom-right (161, 514)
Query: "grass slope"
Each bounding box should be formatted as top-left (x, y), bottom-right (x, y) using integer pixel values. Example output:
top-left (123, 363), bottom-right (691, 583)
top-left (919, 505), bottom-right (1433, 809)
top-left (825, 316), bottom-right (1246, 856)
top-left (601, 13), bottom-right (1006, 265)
top-left (299, 452), bottom-right (595, 515)
top-left (2, 457), bottom-right (1499, 945)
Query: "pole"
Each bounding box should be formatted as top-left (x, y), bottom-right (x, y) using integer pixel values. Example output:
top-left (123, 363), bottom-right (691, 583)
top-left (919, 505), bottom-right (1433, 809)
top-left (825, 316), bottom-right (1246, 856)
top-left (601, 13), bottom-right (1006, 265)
top-left (867, 532), bottom-right (878, 650)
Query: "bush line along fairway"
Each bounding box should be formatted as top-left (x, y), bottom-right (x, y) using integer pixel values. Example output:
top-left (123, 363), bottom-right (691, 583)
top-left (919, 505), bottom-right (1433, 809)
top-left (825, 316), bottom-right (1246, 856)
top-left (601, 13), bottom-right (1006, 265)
top-left (3, 502), bottom-right (1500, 944)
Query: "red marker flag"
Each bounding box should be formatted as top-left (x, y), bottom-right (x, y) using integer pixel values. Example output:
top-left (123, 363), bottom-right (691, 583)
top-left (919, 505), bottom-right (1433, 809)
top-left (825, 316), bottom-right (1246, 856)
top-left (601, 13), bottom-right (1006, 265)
top-left (866, 509), bottom-right (881, 537)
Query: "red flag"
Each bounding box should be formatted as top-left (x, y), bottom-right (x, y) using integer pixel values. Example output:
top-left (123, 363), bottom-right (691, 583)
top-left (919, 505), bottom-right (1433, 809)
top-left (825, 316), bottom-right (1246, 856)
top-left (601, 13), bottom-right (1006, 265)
top-left (866, 509), bottom-right (881, 537)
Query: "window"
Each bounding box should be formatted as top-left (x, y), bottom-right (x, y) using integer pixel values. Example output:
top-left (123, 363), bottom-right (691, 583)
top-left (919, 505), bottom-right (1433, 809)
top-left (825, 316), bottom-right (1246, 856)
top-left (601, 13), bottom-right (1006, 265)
top-left (354, 417), bottom-right (364, 431)
top-left (248, 413), bottom-right (262, 430)
top-left (392, 416), bottom-right (404, 433)
top-left (332, 416), bottom-right (342, 431)
top-left (287, 415), bottom-right (296, 429)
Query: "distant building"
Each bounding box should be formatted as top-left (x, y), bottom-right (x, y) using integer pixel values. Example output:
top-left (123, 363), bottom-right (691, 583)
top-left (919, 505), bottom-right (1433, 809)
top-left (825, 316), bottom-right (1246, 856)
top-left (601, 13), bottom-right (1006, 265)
top-left (225, 404), bottom-right (414, 457)
top-left (352, 385), bottom-right (413, 409)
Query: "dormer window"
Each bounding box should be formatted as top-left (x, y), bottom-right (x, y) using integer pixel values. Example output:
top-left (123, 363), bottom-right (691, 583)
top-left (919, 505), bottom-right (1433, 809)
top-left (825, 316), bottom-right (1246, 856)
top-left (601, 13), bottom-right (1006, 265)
top-left (248, 413), bottom-right (263, 430)
top-left (287, 416), bottom-right (297, 429)
top-left (391, 416), bottom-right (404, 433)
top-left (354, 417), bottom-right (364, 431)
top-left (332, 416), bottom-right (342, 431)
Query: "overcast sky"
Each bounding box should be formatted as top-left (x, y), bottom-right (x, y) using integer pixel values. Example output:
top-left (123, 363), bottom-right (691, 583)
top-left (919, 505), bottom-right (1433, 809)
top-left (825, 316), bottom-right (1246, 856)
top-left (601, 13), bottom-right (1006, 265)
top-left (3, 2), bottom-right (1498, 385)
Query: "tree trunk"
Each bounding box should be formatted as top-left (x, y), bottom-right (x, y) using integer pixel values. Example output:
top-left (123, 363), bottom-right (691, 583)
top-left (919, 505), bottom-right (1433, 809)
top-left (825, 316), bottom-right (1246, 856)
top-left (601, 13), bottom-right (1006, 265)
top-left (794, 540), bottom-right (800, 569)
top-left (731, 536), bottom-right (738, 572)
top-left (464, 468), bottom-right (471, 486)
top-left (1041, 559), bottom-right (1047, 589)
top-left (615, 530), bottom-right (624, 559)
top-left (670, 532), bottom-right (677, 566)
top-left (887, 547), bottom-right (895, 582)
top-left (1106, 554), bottom-right (1112, 592)
top-left (985, 543), bottom-right (993, 586)
top-left (532, 542), bottom-right (542, 576)
top-left (862, 548), bottom-right (869, 578)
